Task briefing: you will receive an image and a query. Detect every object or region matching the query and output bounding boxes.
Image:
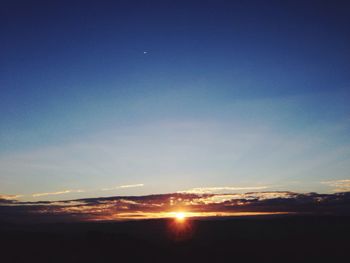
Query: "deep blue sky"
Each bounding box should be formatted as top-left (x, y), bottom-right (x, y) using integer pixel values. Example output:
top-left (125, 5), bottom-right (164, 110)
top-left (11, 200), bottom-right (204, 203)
top-left (1, 0), bottom-right (350, 200)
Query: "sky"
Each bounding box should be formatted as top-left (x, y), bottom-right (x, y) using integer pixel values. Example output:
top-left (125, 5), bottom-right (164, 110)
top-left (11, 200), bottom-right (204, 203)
top-left (1, 0), bottom-right (350, 201)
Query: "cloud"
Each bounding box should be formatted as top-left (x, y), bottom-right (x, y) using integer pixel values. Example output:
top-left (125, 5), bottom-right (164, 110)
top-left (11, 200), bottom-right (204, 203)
top-left (27, 183), bottom-right (144, 199)
top-left (178, 186), bottom-right (269, 194)
top-left (1, 184), bottom-right (145, 201)
top-left (1, 191), bottom-right (350, 223)
top-left (0, 194), bottom-right (22, 200)
top-left (32, 189), bottom-right (85, 198)
top-left (120, 184), bottom-right (144, 188)
top-left (102, 184), bottom-right (144, 191)
top-left (192, 192), bottom-right (298, 204)
top-left (321, 179), bottom-right (350, 192)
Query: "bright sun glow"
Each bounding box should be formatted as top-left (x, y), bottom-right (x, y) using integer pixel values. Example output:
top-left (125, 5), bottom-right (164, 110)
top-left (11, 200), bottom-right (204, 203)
top-left (174, 212), bottom-right (186, 221)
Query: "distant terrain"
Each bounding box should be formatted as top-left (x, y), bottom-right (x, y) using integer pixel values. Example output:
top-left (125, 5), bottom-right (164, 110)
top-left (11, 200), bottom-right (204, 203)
top-left (1, 215), bottom-right (349, 263)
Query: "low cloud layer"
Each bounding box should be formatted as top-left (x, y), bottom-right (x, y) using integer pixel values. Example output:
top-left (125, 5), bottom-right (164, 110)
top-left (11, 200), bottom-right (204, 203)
top-left (1, 191), bottom-right (350, 223)
top-left (0, 194), bottom-right (23, 201)
top-left (321, 180), bottom-right (350, 192)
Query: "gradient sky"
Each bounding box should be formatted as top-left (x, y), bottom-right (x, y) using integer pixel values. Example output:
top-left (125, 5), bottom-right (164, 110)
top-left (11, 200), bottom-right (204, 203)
top-left (1, 0), bottom-right (350, 201)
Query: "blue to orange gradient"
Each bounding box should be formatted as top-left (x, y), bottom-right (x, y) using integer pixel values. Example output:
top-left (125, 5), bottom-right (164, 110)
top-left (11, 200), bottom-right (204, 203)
top-left (0, 0), bottom-right (350, 202)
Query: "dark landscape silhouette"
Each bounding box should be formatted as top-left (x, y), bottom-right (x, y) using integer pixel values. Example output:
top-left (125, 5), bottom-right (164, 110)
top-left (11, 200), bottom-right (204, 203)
top-left (1, 191), bottom-right (350, 262)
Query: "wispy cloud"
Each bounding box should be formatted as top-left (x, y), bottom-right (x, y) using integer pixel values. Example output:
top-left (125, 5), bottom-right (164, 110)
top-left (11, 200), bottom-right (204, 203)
top-left (30, 183), bottom-right (144, 198)
top-left (178, 186), bottom-right (269, 194)
top-left (101, 183), bottom-right (144, 191)
top-left (32, 189), bottom-right (85, 198)
top-left (321, 179), bottom-right (350, 192)
top-left (0, 194), bottom-right (22, 200)
top-left (120, 184), bottom-right (144, 188)
top-left (2, 183), bottom-right (145, 201)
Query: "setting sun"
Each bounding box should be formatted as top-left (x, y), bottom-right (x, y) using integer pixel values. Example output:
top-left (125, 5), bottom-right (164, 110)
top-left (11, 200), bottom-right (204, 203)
top-left (174, 212), bottom-right (186, 222)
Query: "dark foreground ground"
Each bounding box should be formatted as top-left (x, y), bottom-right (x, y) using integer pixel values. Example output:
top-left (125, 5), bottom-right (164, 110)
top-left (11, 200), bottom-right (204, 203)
top-left (1, 215), bottom-right (349, 263)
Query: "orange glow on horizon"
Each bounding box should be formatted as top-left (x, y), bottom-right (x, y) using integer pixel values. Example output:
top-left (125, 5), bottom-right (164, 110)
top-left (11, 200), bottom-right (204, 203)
top-left (174, 212), bottom-right (186, 222)
top-left (83, 211), bottom-right (292, 221)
